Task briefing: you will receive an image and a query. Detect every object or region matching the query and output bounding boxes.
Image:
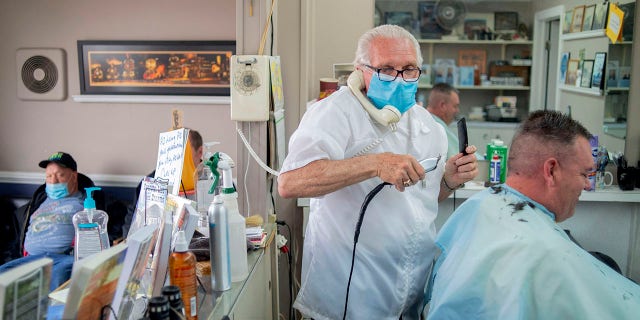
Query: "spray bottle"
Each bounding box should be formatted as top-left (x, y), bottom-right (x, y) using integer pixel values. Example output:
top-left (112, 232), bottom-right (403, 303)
top-left (210, 152), bottom-right (248, 282)
top-left (195, 141), bottom-right (219, 228)
top-left (169, 230), bottom-right (197, 320)
top-left (72, 187), bottom-right (110, 261)
top-left (208, 194), bottom-right (231, 291)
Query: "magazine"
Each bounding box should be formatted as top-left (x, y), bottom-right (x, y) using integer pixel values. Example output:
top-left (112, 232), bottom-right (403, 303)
top-left (110, 224), bottom-right (159, 320)
top-left (0, 258), bottom-right (52, 320)
top-left (62, 243), bottom-right (128, 320)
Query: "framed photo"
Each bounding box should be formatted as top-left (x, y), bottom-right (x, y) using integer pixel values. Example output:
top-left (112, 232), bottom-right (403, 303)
top-left (418, 1), bottom-right (446, 39)
top-left (582, 5), bottom-right (596, 31)
top-left (565, 59), bottom-right (580, 86)
top-left (458, 49), bottom-right (487, 74)
top-left (458, 66), bottom-right (475, 86)
top-left (559, 52), bottom-right (570, 85)
top-left (591, 3), bottom-right (609, 30)
top-left (494, 12), bottom-right (518, 32)
top-left (619, 66), bottom-right (631, 88)
top-left (563, 11), bottom-right (573, 33)
top-left (570, 5), bottom-right (586, 33)
top-left (77, 40), bottom-right (235, 96)
top-left (592, 52), bottom-right (606, 90)
top-left (459, 13), bottom-right (494, 40)
top-left (580, 59), bottom-right (594, 88)
top-left (385, 11), bottom-right (414, 33)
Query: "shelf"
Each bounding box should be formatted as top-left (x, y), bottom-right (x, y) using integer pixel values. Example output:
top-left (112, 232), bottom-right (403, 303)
top-left (559, 85), bottom-right (603, 96)
top-left (72, 95), bottom-right (231, 104)
top-left (606, 87), bottom-right (630, 93)
top-left (418, 84), bottom-right (529, 90)
top-left (418, 39), bottom-right (532, 45)
top-left (561, 29), bottom-right (606, 41)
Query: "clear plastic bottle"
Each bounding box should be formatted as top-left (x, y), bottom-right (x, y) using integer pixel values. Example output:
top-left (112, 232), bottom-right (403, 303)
top-left (72, 187), bottom-right (110, 261)
top-left (208, 194), bottom-right (231, 291)
top-left (194, 142), bottom-right (219, 226)
top-left (169, 231), bottom-right (197, 320)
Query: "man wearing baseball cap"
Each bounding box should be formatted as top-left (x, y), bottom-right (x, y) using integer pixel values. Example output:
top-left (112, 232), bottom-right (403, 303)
top-left (0, 151), bottom-right (85, 291)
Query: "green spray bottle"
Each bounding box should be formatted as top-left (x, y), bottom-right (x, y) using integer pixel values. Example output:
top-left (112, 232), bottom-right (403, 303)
top-left (72, 187), bottom-right (110, 260)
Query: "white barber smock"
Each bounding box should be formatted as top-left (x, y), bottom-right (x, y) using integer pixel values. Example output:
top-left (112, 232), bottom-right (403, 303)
top-left (427, 184), bottom-right (640, 319)
top-left (280, 87), bottom-right (447, 320)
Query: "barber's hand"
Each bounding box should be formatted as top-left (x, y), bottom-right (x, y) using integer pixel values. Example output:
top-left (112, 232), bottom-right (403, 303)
top-left (375, 152), bottom-right (425, 192)
top-left (443, 145), bottom-right (479, 189)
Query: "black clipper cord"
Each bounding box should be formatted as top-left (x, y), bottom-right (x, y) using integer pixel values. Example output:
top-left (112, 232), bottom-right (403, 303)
top-left (343, 181), bottom-right (391, 320)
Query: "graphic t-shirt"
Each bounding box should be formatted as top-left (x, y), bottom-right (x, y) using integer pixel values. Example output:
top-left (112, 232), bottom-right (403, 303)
top-left (24, 192), bottom-right (84, 255)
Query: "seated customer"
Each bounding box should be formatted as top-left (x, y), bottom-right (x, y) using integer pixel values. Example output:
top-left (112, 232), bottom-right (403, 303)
top-left (427, 111), bottom-right (640, 318)
top-left (0, 152), bottom-right (93, 291)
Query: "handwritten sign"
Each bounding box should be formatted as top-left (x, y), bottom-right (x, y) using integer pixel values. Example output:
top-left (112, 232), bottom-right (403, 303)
top-left (154, 128), bottom-right (188, 195)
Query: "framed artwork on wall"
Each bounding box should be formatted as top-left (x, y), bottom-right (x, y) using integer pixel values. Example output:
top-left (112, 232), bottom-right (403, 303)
top-left (385, 11), bottom-right (415, 34)
top-left (494, 12), bottom-right (518, 32)
top-left (77, 40), bottom-right (235, 96)
top-left (565, 59), bottom-right (580, 86)
top-left (570, 5), bottom-right (586, 33)
top-left (458, 49), bottom-right (487, 75)
top-left (418, 1), bottom-right (446, 39)
top-left (582, 5), bottom-right (596, 31)
top-left (559, 52), bottom-right (570, 85)
top-left (592, 52), bottom-right (606, 90)
top-left (591, 3), bottom-right (609, 30)
top-left (580, 59), bottom-right (594, 88)
top-left (563, 11), bottom-right (573, 33)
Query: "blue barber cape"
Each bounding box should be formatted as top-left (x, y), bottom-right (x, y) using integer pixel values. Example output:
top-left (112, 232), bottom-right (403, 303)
top-left (427, 185), bottom-right (640, 319)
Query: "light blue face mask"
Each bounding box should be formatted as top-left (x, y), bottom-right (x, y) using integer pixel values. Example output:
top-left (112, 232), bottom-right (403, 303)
top-left (366, 75), bottom-right (418, 114)
top-left (46, 182), bottom-right (69, 200)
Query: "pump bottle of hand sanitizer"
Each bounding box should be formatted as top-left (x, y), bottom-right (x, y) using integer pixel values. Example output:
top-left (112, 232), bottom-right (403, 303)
top-left (72, 187), bottom-right (110, 260)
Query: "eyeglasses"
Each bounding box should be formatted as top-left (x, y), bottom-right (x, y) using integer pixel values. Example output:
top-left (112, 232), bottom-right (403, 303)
top-left (364, 64), bottom-right (421, 82)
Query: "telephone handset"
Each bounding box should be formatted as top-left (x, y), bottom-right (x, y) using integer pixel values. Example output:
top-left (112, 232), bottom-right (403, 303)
top-left (347, 70), bottom-right (401, 128)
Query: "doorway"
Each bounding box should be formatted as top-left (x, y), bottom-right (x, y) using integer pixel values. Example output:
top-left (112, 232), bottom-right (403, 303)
top-left (530, 5), bottom-right (564, 111)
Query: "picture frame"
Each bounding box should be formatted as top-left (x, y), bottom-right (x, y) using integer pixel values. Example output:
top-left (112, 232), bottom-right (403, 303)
top-left (385, 11), bottom-right (415, 34)
top-left (582, 5), bottom-right (596, 31)
top-left (458, 13), bottom-right (494, 40)
top-left (563, 11), bottom-right (573, 33)
top-left (618, 66), bottom-right (631, 88)
top-left (418, 1), bottom-right (446, 39)
top-left (592, 52), bottom-right (606, 90)
top-left (458, 49), bottom-right (487, 75)
top-left (494, 12), bottom-right (518, 32)
top-left (559, 52), bottom-right (570, 85)
top-left (591, 3), bottom-right (609, 30)
top-left (580, 59), bottom-right (594, 88)
top-left (77, 40), bottom-right (235, 96)
top-left (570, 5), bottom-right (586, 33)
top-left (458, 66), bottom-right (475, 87)
top-left (565, 59), bottom-right (580, 86)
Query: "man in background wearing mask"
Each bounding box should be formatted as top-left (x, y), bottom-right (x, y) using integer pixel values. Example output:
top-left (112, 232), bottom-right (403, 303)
top-left (278, 25), bottom-right (478, 319)
top-left (0, 152), bottom-right (84, 290)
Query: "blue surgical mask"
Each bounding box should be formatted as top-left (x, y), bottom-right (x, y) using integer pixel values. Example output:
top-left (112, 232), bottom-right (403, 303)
top-left (46, 182), bottom-right (69, 200)
top-left (366, 76), bottom-right (418, 114)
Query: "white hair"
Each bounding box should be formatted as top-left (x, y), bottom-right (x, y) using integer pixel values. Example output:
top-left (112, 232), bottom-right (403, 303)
top-left (353, 24), bottom-right (423, 67)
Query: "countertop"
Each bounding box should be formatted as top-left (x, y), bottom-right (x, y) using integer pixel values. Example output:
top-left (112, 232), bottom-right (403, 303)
top-left (297, 183), bottom-right (640, 206)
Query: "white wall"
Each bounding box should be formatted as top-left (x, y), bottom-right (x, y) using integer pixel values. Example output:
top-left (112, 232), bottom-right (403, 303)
top-left (0, 0), bottom-right (237, 178)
